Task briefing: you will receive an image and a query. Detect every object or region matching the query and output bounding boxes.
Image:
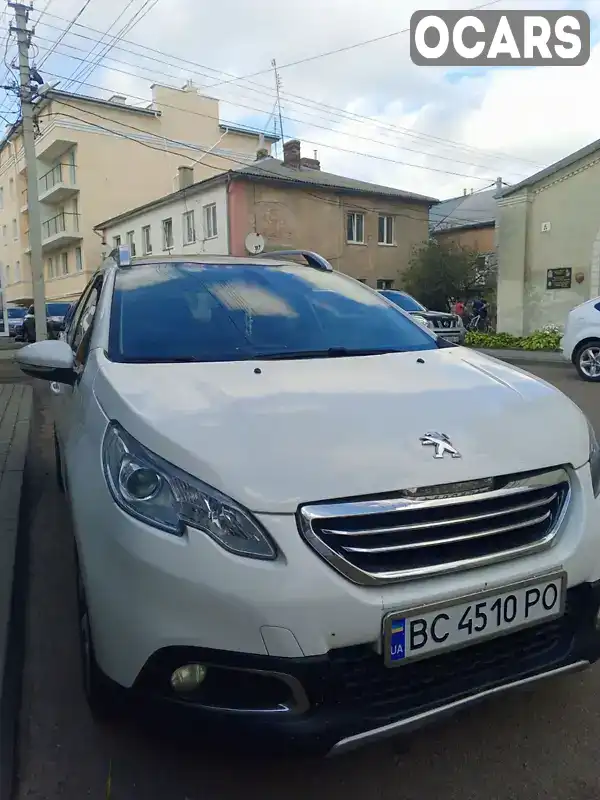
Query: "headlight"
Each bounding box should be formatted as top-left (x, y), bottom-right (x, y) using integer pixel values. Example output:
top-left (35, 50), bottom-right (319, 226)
top-left (413, 314), bottom-right (435, 330)
top-left (587, 417), bottom-right (600, 498)
top-left (102, 422), bottom-right (278, 559)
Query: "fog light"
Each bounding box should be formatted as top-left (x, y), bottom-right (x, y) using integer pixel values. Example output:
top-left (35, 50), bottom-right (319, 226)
top-left (170, 664), bottom-right (207, 693)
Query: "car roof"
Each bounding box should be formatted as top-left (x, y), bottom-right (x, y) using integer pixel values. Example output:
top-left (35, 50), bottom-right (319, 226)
top-left (105, 254), bottom-right (323, 270)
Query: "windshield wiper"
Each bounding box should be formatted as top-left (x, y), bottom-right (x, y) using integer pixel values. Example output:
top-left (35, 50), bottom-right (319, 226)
top-left (123, 356), bottom-right (204, 363)
top-left (254, 347), bottom-right (403, 360)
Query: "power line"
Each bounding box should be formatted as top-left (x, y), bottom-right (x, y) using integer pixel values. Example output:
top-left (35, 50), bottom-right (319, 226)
top-left (201, 0), bottom-right (503, 90)
top-left (36, 101), bottom-right (502, 228)
top-left (67, 0), bottom-right (159, 92)
top-left (38, 0), bottom-right (95, 67)
top-left (17, 31), bottom-right (529, 172)
top-left (29, 6), bottom-right (542, 167)
top-left (41, 71), bottom-right (515, 183)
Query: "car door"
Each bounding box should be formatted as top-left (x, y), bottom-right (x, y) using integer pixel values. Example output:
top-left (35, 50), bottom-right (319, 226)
top-left (52, 276), bottom-right (103, 451)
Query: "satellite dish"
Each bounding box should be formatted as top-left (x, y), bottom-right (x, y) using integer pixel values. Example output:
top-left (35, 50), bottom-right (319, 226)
top-left (245, 232), bottom-right (265, 255)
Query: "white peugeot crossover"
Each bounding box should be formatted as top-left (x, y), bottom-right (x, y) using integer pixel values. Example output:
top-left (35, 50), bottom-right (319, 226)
top-left (17, 248), bottom-right (600, 756)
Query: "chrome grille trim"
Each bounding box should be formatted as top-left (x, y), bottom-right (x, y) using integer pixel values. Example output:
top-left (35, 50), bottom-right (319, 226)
top-left (297, 468), bottom-right (571, 586)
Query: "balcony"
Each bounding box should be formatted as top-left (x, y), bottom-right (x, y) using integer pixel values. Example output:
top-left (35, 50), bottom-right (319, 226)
top-left (40, 212), bottom-right (83, 252)
top-left (38, 162), bottom-right (78, 205)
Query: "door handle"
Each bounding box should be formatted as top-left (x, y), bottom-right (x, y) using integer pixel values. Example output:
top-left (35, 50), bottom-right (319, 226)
top-left (50, 382), bottom-right (62, 395)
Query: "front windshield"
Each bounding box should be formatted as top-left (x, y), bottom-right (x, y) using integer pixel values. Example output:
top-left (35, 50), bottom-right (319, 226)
top-left (47, 303), bottom-right (71, 316)
top-left (109, 262), bottom-right (439, 363)
top-left (380, 290), bottom-right (427, 313)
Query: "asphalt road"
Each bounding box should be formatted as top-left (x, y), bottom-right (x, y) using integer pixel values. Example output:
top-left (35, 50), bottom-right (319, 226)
top-left (11, 361), bottom-right (600, 800)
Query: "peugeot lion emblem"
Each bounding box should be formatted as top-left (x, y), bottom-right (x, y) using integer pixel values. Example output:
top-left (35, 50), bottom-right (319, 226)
top-left (420, 432), bottom-right (461, 460)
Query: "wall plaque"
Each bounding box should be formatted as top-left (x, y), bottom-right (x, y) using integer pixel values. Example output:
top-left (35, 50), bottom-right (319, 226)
top-left (546, 268), bottom-right (572, 290)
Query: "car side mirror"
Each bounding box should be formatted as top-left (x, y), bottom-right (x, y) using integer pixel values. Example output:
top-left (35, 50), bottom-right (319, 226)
top-left (16, 340), bottom-right (76, 385)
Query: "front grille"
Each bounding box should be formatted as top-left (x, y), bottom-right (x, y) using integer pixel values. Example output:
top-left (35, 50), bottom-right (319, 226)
top-left (298, 468), bottom-right (570, 586)
top-left (326, 588), bottom-right (581, 723)
top-left (431, 316), bottom-right (456, 329)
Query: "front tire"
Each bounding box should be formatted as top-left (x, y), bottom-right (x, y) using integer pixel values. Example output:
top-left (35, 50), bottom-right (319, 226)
top-left (574, 340), bottom-right (600, 382)
top-left (74, 549), bottom-right (119, 721)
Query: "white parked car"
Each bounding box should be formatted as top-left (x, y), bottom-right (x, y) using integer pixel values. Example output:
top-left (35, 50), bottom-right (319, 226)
top-left (562, 297), bottom-right (600, 381)
top-left (17, 248), bottom-right (600, 756)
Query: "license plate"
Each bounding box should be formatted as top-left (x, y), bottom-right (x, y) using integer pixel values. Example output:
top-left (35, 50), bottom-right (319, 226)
top-left (383, 572), bottom-right (566, 667)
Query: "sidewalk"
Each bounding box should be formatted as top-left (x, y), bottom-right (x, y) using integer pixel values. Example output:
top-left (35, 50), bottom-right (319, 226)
top-left (0, 383), bottom-right (33, 800)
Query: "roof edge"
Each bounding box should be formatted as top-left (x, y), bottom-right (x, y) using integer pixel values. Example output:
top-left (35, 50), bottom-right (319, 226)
top-left (94, 171), bottom-right (230, 230)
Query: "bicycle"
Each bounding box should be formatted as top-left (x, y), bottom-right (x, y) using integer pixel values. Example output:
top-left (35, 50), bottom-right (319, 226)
top-left (466, 314), bottom-right (492, 333)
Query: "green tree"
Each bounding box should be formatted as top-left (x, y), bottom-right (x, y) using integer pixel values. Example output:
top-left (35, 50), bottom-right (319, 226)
top-left (403, 239), bottom-right (493, 310)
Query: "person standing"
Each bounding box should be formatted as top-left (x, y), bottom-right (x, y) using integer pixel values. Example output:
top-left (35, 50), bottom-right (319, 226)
top-left (454, 299), bottom-right (465, 319)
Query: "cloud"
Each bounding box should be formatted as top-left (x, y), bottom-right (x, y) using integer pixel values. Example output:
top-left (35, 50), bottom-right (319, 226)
top-left (3, 0), bottom-right (599, 204)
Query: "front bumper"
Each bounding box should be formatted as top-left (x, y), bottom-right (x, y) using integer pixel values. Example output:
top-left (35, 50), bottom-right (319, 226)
top-left (123, 581), bottom-right (600, 755)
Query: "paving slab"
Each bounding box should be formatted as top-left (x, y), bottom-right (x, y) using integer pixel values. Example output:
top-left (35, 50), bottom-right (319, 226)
top-left (0, 384), bottom-right (32, 800)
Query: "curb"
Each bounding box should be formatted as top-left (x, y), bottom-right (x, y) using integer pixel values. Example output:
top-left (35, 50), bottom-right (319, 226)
top-left (0, 385), bottom-right (33, 800)
top-left (475, 349), bottom-right (567, 368)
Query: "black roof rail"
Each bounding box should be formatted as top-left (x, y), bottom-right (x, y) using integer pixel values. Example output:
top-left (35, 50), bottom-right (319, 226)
top-left (259, 250), bottom-right (333, 272)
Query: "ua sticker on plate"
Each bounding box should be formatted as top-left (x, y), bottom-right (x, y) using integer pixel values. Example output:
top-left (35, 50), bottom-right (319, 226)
top-left (389, 618), bottom-right (407, 662)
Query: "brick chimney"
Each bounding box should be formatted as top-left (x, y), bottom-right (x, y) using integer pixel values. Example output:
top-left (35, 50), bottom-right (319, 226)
top-left (282, 139), bottom-right (301, 168)
top-left (282, 139), bottom-right (320, 170)
top-left (178, 166), bottom-right (194, 190)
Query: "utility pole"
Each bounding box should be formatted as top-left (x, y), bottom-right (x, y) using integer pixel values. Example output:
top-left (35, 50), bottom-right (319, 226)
top-left (10, 2), bottom-right (47, 341)
top-left (271, 59), bottom-right (285, 156)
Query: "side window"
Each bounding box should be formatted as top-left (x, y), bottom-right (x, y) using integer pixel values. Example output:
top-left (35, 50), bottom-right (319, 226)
top-left (70, 279), bottom-right (102, 365)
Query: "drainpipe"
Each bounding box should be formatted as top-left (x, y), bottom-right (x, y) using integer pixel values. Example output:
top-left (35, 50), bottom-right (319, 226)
top-left (226, 174), bottom-right (233, 255)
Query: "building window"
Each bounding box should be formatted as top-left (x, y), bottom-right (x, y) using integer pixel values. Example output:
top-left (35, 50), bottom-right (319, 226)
top-left (376, 279), bottom-right (395, 290)
top-left (75, 247), bottom-right (83, 271)
top-left (346, 212), bottom-right (364, 244)
top-left (162, 218), bottom-right (174, 250)
top-left (61, 251), bottom-right (68, 275)
top-left (203, 203), bottom-right (217, 239)
top-left (47, 257), bottom-right (54, 278)
top-left (2, 225), bottom-right (5, 244)
top-left (183, 210), bottom-right (196, 244)
top-left (112, 236), bottom-right (121, 249)
top-left (8, 178), bottom-right (14, 199)
top-left (142, 225), bottom-right (152, 255)
top-left (5, 265), bottom-right (9, 284)
top-left (0, 187), bottom-right (3, 210)
top-left (378, 215), bottom-right (394, 245)
top-left (12, 219), bottom-right (17, 240)
top-left (358, 278), bottom-right (367, 283)
top-left (15, 260), bottom-right (20, 282)
top-left (126, 230), bottom-right (136, 256)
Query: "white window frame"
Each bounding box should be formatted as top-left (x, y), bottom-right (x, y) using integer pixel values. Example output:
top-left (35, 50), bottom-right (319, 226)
top-left (75, 246), bottom-right (83, 272)
top-left (112, 235), bottom-right (121, 249)
top-left (126, 230), bottom-right (136, 256)
top-left (182, 210), bottom-right (196, 245)
top-left (346, 212), bottom-right (365, 244)
top-left (378, 214), bottom-right (395, 246)
top-left (61, 251), bottom-right (68, 275)
top-left (162, 218), bottom-right (174, 250)
top-left (15, 260), bottom-right (20, 283)
top-left (142, 225), bottom-right (152, 255)
top-left (203, 203), bottom-right (218, 240)
top-left (12, 218), bottom-right (17, 241)
top-left (47, 256), bottom-right (54, 278)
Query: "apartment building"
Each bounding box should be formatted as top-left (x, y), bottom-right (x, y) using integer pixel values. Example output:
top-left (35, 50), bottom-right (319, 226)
top-left (0, 82), bottom-right (277, 306)
top-left (95, 139), bottom-right (437, 289)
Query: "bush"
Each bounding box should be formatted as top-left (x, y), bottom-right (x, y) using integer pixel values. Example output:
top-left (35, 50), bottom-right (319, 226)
top-left (465, 328), bottom-right (562, 351)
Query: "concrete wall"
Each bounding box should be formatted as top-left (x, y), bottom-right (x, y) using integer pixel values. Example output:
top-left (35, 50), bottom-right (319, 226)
top-left (497, 149), bottom-right (600, 335)
top-left (229, 180), bottom-right (430, 287)
top-left (102, 183), bottom-right (229, 256)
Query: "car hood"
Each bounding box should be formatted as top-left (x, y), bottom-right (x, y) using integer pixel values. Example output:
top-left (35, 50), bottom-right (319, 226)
top-left (93, 348), bottom-right (590, 514)
top-left (412, 310), bottom-right (457, 322)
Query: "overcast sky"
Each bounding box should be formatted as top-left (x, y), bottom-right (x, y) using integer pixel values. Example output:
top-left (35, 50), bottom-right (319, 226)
top-left (1, 0), bottom-right (599, 205)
